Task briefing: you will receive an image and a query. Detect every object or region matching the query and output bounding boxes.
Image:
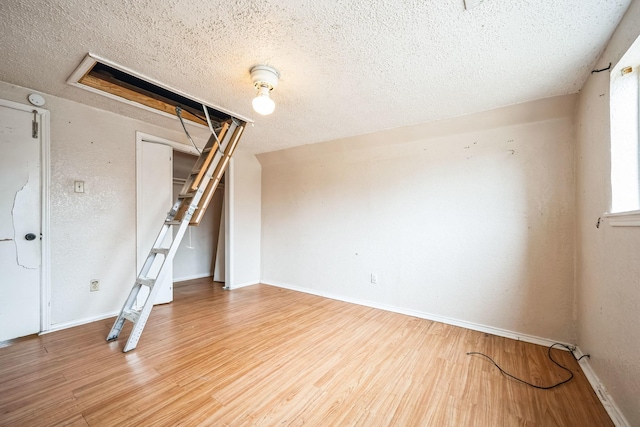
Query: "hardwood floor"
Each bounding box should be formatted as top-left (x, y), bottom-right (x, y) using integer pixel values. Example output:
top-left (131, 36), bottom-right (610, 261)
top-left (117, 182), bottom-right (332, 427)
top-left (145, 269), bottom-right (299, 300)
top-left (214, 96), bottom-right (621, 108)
top-left (0, 278), bottom-right (613, 426)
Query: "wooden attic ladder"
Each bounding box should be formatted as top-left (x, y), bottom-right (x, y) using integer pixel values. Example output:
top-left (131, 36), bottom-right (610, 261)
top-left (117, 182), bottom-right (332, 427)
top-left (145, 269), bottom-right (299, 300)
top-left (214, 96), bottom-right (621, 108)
top-left (107, 117), bottom-right (246, 352)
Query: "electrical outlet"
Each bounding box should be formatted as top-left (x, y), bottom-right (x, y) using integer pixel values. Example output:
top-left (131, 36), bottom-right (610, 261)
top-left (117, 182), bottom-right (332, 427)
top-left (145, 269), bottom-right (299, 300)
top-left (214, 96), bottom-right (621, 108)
top-left (371, 273), bottom-right (378, 284)
top-left (90, 279), bottom-right (99, 292)
top-left (74, 181), bottom-right (85, 193)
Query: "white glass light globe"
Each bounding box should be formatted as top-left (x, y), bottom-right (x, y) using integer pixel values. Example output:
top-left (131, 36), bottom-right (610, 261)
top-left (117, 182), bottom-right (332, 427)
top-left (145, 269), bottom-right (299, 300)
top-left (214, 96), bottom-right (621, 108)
top-left (252, 93), bottom-right (275, 115)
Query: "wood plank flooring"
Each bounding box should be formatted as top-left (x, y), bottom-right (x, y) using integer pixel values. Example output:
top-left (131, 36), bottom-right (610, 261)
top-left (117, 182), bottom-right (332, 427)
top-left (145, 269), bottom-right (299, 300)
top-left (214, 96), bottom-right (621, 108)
top-left (0, 278), bottom-right (613, 426)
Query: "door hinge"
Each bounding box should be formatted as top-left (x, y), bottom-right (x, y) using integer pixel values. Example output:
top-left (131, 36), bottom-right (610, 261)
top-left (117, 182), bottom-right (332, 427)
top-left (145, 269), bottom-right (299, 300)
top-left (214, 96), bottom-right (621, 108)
top-left (32, 110), bottom-right (38, 139)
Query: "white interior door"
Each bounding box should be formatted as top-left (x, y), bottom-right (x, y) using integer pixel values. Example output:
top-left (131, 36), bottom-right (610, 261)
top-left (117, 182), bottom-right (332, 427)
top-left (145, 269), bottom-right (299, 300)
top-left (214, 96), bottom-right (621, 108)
top-left (0, 104), bottom-right (41, 341)
top-left (137, 140), bottom-right (173, 306)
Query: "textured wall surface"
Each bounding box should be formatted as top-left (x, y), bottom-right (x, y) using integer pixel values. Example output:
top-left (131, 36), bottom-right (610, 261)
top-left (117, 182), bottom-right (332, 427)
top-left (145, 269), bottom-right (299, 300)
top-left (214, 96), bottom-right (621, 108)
top-left (0, 0), bottom-right (630, 153)
top-left (259, 95), bottom-right (577, 343)
top-left (0, 81), bottom-right (196, 326)
top-left (575, 2), bottom-right (640, 425)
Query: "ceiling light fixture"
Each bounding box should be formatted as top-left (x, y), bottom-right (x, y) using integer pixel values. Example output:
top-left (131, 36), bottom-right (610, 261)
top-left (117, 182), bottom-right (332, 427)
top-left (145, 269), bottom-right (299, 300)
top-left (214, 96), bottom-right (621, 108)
top-left (250, 65), bottom-right (279, 115)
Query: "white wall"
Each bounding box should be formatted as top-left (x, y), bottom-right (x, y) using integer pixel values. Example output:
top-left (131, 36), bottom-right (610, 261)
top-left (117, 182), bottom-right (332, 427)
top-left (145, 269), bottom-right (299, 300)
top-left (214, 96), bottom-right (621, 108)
top-left (259, 95), bottom-right (577, 343)
top-left (228, 150), bottom-right (262, 288)
top-left (575, 2), bottom-right (640, 425)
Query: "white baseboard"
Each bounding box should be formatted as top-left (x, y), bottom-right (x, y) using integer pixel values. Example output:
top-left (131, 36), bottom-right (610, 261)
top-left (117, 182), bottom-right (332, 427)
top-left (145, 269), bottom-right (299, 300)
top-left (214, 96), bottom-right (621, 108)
top-left (42, 310), bottom-right (119, 334)
top-left (173, 273), bottom-right (212, 282)
top-left (225, 280), bottom-right (260, 290)
top-left (262, 279), bottom-right (572, 349)
top-left (573, 348), bottom-right (631, 427)
top-left (39, 277), bottom-right (253, 333)
top-left (44, 276), bottom-right (212, 333)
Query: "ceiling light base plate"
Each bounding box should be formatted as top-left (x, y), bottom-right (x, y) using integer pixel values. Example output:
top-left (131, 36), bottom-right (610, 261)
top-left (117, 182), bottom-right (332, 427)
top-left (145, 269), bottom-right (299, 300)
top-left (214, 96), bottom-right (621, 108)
top-left (250, 65), bottom-right (280, 90)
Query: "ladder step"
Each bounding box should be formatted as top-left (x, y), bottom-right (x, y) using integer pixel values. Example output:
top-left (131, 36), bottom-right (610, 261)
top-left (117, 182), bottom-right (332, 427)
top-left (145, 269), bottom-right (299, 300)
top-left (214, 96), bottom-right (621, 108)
top-left (179, 192), bottom-right (196, 198)
top-left (136, 278), bottom-right (156, 287)
top-left (165, 220), bottom-right (180, 225)
top-left (150, 248), bottom-right (169, 255)
top-left (122, 308), bottom-right (141, 323)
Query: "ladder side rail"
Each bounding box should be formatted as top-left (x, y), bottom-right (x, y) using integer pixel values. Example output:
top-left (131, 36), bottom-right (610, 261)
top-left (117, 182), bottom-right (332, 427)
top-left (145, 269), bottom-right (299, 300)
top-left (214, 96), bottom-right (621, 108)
top-left (191, 120), bottom-right (237, 191)
top-left (194, 125), bottom-right (236, 194)
top-left (122, 218), bottom-right (192, 352)
top-left (149, 220), bottom-right (174, 250)
top-left (107, 283), bottom-right (143, 341)
top-left (212, 120), bottom-right (244, 181)
top-left (108, 186), bottom-right (185, 342)
top-left (175, 120), bottom-right (239, 224)
top-left (211, 122), bottom-right (243, 180)
top-left (178, 121), bottom-right (230, 195)
top-left (107, 221), bottom-right (173, 342)
top-left (168, 199), bottom-right (183, 220)
top-left (191, 121), bottom-right (245, 224)
top-left (143, 188), bottom-right (207, 283)
top-left (150, 216), bottom-right (192, 281)
top-left (138, 223), bottom-right (174, 279)
top-left (171, 122), bottom-right (235, 223)
top-left (187, 122), bottom-right (229, 191)
top-left (181, 133), bottom-right (218, 193)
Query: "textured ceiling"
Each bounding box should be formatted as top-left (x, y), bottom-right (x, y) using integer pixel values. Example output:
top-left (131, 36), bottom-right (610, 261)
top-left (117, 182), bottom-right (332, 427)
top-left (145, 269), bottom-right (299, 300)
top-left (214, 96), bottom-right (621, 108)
top-left (0, 0), bottom-right (632, 153)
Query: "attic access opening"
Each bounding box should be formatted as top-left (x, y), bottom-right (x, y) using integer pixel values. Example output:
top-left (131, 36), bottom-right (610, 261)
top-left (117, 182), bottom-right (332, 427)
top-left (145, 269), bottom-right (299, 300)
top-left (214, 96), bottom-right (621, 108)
top-left (67, 53), bottom-right (250, 127)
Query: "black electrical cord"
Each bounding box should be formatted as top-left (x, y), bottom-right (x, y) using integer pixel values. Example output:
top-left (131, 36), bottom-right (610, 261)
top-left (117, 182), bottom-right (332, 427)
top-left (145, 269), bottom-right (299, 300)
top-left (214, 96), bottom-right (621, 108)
top-left (467, 343), bottom-right (575, 390)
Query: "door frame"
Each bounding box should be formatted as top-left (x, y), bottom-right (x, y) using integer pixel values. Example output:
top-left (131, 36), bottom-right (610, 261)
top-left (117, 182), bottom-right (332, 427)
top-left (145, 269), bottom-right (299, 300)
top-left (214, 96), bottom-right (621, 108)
top-left (0, 98), bottom-right (51, 334)
top-left (135, 132), bottom-right (233, 286)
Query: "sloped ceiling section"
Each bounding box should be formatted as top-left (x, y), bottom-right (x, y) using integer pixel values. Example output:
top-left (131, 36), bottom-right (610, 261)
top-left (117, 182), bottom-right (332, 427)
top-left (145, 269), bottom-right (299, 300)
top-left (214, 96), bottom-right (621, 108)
top-left (0, 0), bottom-right (632, 153)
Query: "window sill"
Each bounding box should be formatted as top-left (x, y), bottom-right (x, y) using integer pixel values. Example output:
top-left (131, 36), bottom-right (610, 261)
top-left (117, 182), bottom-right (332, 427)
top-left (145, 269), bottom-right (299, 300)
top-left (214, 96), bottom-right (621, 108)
top-left (603, 210), bottom-right (640, 227)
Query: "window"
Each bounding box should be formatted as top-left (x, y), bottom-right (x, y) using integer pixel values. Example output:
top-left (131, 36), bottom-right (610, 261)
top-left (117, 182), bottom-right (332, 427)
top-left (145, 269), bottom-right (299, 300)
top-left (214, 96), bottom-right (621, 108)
top-left (610, 36), bottom-right (640, 215)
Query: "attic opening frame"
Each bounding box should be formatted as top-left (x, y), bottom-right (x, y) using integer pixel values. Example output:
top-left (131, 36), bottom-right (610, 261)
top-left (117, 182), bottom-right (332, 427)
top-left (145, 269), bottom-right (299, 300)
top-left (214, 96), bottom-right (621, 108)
top-left (66, 53), bottom-right (252, 128)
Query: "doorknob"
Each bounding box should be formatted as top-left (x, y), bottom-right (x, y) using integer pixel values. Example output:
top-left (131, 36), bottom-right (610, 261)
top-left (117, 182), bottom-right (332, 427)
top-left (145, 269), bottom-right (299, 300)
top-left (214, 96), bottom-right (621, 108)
top-left (25, 233), bottom-right (37, 241)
